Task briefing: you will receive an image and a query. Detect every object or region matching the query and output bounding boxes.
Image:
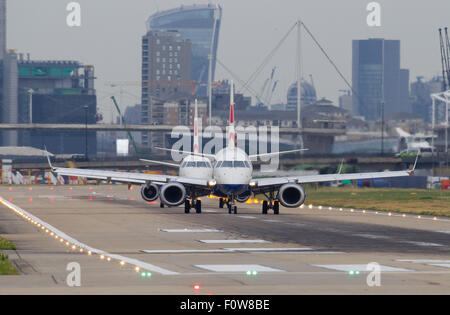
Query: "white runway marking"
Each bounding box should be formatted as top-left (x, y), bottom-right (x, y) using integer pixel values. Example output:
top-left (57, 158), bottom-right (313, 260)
top-left (141, 249), bottom-right (232, 254)
top-left (0, 197), bottom-right (179, 276)
top-left (353, 234), bottom-right (391, 240)
top-left (161, 229), bottom-right (223, 233)
top-left (402, 241), bottom-right (443, 247)
top-left (428, 264), bottom-right (450, 269)
top-left (237, 216), bottom-right (257, 219)
top-left (262, 219), bottom-right (282, 223)
top-left (222, 247), bottom-right (313, 252)
top-left (198, 239), bottom-right (270, 244)
top-left (436, 231), bottom-right (450, 234)
top-left (312, 264), bottom-right (413, 272)
top-left (195, 264), bottom-right (285, 272)
top-left (397, 259), bottom-right (450, 264)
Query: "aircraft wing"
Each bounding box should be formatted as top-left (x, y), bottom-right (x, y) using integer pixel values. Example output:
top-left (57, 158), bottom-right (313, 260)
top-left (53, 166), bottom-right (210, 187)
top-left (252, 170), bottom-right (412, 189)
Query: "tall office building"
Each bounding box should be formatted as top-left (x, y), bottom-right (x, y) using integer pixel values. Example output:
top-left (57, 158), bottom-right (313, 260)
top-left (141, 30), bottom-right (192, 148)
top-left (146, 4), bottom-right (222, 97)
top-left (352, 38), bottom-right (410, 121)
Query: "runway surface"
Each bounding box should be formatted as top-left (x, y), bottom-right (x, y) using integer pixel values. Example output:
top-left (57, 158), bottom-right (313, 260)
top-left (1, 185), bottom-right (450, 294)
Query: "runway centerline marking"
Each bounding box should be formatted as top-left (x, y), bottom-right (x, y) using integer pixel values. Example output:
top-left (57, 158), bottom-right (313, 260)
top-left (198, 239), bottom-right (270, 244)
top-left (401, 241), bottom-right (443, 247)
top-left (222, 247), bottom-right (313, 252)
top-left (312, 264), bottom-right (413, 272)
top-left (141, 249), bottom-right (232, 254)
top-left (237, 216), bottom-right (257, 219)
top-left (397, 259), bottom-right (450, 264)
top-left (161, 229), bottom-right (223, 233)
top-left (194, 264), bottom-right (285, 273)
top-left (428, 264), bottom-right (450, 269)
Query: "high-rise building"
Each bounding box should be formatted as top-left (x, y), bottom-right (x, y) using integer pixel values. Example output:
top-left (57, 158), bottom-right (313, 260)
top-left (352, 38), bottom-right (410, 121)
top-left (146, 4), bottom-right (222, 97)
top-left (141, 30), bottom-right (192, 148)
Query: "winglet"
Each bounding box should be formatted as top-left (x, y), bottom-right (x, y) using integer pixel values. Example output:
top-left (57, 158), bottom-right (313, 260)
top-left (44, 146), bottom-right (54, 170)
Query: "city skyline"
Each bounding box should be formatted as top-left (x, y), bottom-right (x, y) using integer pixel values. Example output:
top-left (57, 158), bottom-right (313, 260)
top-left (6, 0), bottom-right (450, 122)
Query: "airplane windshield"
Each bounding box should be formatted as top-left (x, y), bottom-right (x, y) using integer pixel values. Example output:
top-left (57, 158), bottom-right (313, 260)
top-left (234, 161), bottom-right (246, 168)
top-left (196, 162), bottom-right (207, 167)
top-left (218, 161), bottom-right (250, 168)
top-left (221, 161), bottom-right (233, 168)
top-left (186, 162), bottom-right (196, 167)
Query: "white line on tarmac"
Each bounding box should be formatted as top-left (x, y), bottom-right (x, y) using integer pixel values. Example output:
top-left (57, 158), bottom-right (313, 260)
top-left (428, 264), bottom-right (450, 269)
top-left (222, 247), bottom-right (313, 252)
top-left (198, 239), bottom-right (270, 244)
top-left (312, 264), bottom-right (413, 272)
top-left (194, 264), bottom-right (285, 272)
top-left (401, 241), bottom-right (443, 247)
top-left (0, 196), bottom-right (179, 276)
top-left (141, 249), bottom-right (232, 254)
top-left (396, 259), bottom-right (450, 264)
top-left (161, 229), bottom-right (223, 233)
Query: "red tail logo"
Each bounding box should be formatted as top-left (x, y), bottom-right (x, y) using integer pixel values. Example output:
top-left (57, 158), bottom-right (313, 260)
top-left (230, 103), bottom-right (234, 124)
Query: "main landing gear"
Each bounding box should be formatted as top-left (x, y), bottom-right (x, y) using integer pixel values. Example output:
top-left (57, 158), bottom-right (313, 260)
top-left (184, 199), bottom-right (202, 214)
top-left (261, 191), bottom-right (280, 215)
top-left (262, 200), bottom-right (280, 215)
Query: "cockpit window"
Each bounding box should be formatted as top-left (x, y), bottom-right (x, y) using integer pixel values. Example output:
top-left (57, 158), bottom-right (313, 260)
top-left (221, 161), bottom-right (233, 168)
top-left (243, 161), bottom-right (250, 168)
top-left (186, 162), bottom-right (196, 167)
top-left (215, 161), bottom-right (222, 168)
top-left (234, 161), bottom-right (246, 168)
top-left (196, 161), bottom-right (207, 167)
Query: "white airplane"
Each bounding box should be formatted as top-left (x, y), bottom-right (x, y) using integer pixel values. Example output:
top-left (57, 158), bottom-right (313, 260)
top-left (165, 82), bottom-right (416, 215)
top-left (140, 100), bottom-right (213, 213)
top-left (49, 81), bottom-right (416, 215)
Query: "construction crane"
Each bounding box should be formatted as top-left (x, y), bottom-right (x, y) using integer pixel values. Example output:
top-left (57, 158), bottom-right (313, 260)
top-left (110, 96), bottom-right (139, 155)
top-left (256, 67), bottom-right (277, 107)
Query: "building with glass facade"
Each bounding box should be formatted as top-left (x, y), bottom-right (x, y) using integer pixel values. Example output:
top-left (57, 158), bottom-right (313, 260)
top-left (352, 38), bottom-right (410, 121)
top-left (146, 4), bottom-right (222, 97)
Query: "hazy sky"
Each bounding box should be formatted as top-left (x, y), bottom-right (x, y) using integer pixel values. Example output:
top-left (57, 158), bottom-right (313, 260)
top-left (7, 0), bottom-right (450, 121)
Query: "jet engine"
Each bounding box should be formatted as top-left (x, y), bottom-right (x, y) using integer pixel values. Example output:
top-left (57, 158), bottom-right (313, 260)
top-left (278, 183), bottom-right (306, 208)
top-left (236, 190), bottom-right (252, 203)
top-left (160, 182), bottom-right (187, 207)
top-left (140, 183), bottom-right (160, 202)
